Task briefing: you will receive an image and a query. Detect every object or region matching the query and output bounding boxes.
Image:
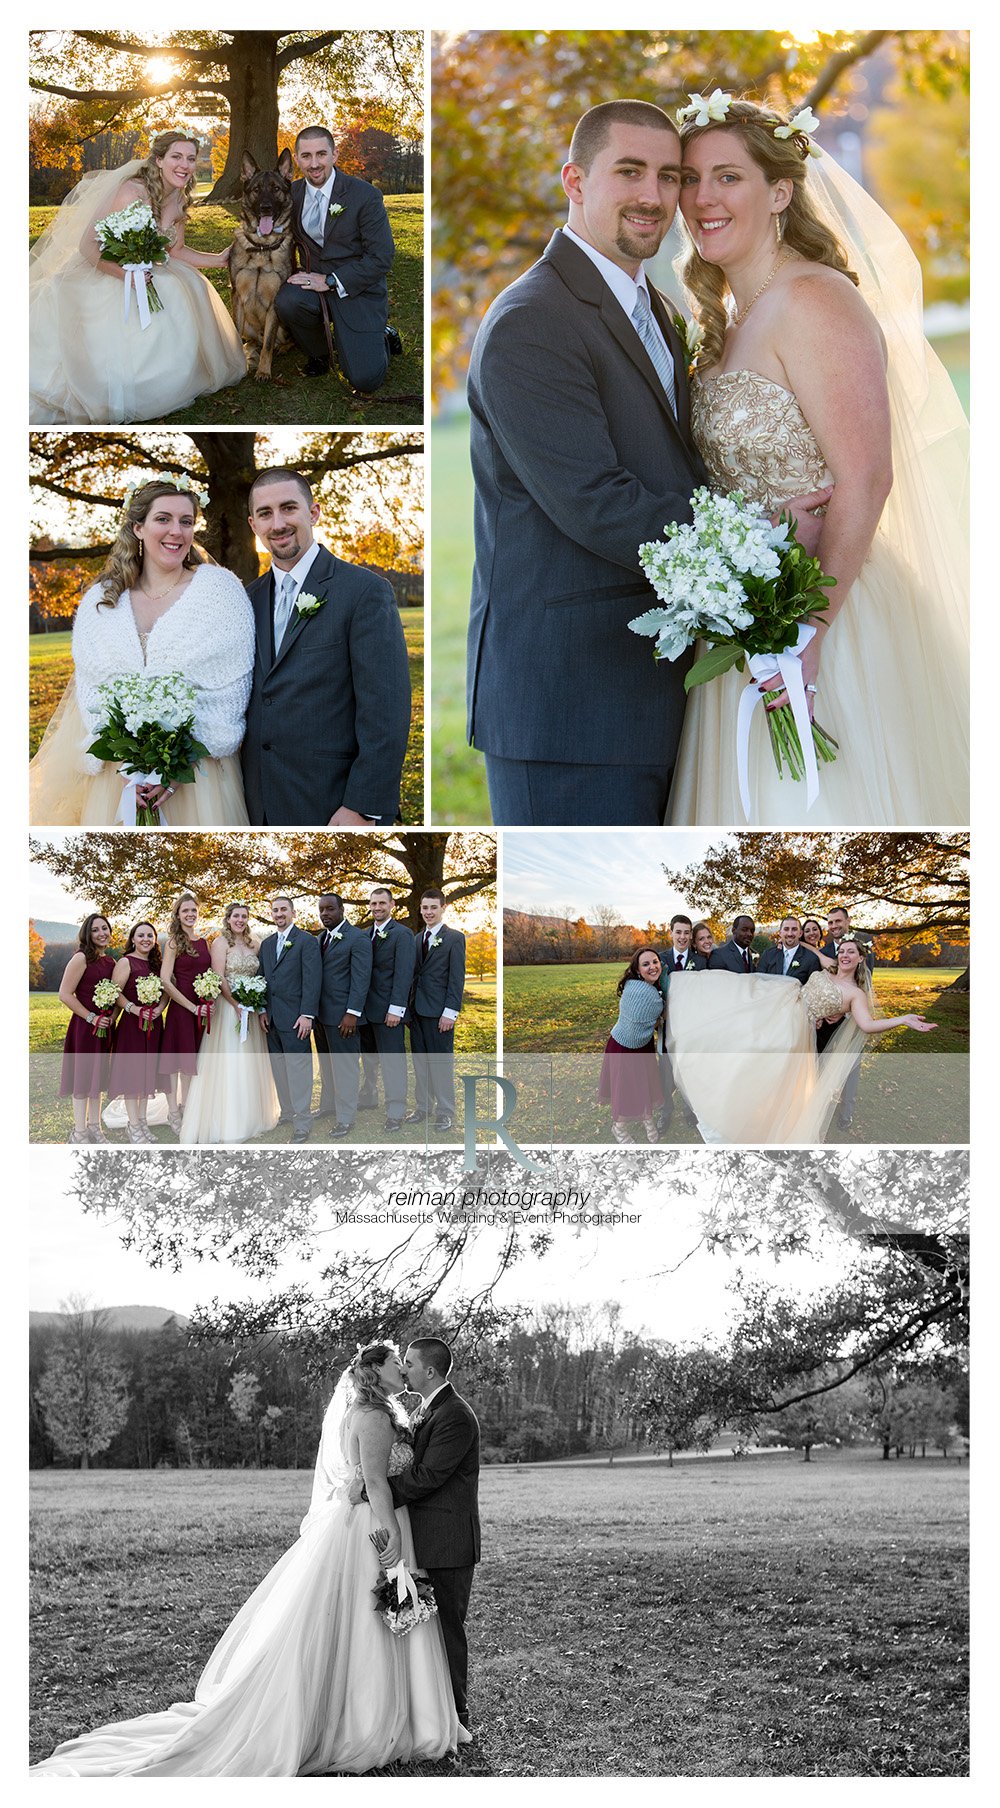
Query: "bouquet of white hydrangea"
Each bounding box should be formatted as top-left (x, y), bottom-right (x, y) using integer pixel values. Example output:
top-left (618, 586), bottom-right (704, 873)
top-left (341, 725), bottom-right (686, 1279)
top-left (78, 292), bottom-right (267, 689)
top-left (95, 200), bottom-right (172, 326)
top-left (87, 673), bottom-right (210, 827)
top-left (630, 488), bottom-right (838, 810)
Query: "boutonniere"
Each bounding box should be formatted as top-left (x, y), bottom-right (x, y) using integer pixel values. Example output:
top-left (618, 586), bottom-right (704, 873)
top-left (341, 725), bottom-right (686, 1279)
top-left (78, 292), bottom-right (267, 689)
top-left (673, 312), bottom-right (704, 378)
top-left (329, 202), bottom-right (344, 218)
top-left (375, 924), bottom-right (389, 940)
top-left (329, 926), bottom-right (343, 942)
top-left (295, 592), bottom-right (324, 618)
top-left (790, 960), bottom-right (800, 970)
top-left (428, 933), bottom-right (443, 950)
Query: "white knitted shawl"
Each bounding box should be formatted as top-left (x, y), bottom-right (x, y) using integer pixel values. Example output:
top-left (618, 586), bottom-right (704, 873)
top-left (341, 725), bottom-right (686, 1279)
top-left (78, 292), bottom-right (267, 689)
top-left (72, 564), bottom-right (255, 773)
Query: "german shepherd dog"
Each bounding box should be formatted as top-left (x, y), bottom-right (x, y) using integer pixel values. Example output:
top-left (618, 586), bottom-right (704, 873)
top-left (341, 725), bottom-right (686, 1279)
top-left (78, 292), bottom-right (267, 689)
top-left (230, 149), bottom-right (295, 380)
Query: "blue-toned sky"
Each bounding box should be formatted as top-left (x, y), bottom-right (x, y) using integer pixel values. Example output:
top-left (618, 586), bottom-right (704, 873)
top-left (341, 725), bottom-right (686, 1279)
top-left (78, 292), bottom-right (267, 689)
top-left (502, 830), bottom-right (728, 924)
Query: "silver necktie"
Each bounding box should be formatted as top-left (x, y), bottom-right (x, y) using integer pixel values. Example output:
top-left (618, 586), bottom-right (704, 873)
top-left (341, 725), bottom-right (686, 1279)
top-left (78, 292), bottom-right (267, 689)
top-left (304, 184), bottom-right (326, 244)
top-left (631, 285), bottom-right (677, 415)
top-left (273, 570), bottom-right (296, 653)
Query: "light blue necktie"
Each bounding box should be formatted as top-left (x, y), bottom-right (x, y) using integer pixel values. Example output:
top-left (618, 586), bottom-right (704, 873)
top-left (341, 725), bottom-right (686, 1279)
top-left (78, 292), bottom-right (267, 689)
top-left (631, 285), bottom-right (677, 415)
top-left (272, 570), bottom-right (295, 653)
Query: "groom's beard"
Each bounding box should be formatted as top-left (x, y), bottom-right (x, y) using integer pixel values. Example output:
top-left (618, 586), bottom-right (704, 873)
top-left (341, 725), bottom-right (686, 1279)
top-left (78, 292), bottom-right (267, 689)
top-left (615, 210), bottom-right (669, 262)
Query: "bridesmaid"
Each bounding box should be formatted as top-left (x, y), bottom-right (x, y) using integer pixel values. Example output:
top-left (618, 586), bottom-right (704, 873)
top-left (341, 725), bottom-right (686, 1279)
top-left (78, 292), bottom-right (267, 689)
top-left (58, 913), bottom-right (117, 1144)
top-left (158, 891), bottom-right (211, 1133)
top-left (692, 922), bottom-right (715, 960)
top-left (801, 918), bottom-right (837, 970)
top-left (596, 947), bottom-right (666, 1144)
top-left (107, 921), bottom-right (165, 1143)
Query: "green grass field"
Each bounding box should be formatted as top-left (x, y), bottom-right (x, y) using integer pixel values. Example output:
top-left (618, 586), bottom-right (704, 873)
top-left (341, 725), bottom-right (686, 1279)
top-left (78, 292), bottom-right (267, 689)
top-left (501, 964), bottom-right (968, 1144)
top-left (28, 980), bottom-right (496, 1146)
top-left (29, 195), bottom-right (423, 426)
top-left (29, 1451), bottom-right (968, 1775)
top-left (29, 619), bottom-right (425, 822)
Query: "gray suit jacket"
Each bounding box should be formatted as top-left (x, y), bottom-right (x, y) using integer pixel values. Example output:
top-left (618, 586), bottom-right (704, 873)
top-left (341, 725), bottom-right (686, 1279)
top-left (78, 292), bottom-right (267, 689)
top-left (467, 228), bottom-right (710, 766)
top-left (412, 924), bottom-right (466, 1017)
top-left (242, 543), bottom-right (410, 825)
top-left (315, 922), bottom-right (373, 1022)
top-left (758, 944), bottom-right (822, 985)
top-left (258, 926), bottom-right (322, 1033)
top-left (709, 941), bottom-right (758, 975)
top-left (361, 918), bottom-right (416, 1024)
top-left (291, 169), bottom-right (393, 332)
top-left (389, 1385), bottom-right (481, 1569)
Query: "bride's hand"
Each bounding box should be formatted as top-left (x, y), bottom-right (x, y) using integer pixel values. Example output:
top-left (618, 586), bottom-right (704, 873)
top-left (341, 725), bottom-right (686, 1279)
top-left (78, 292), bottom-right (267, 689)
top-left (905, 1014), bottom-right (938, 1033)
top-left (379, 1531), bottom-right (402, 1569)
top-left (763, 628), bottom-right (822, 718)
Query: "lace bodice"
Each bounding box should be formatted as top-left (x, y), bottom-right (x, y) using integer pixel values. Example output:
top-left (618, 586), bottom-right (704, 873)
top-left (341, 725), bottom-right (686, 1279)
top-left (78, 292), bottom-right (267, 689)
top-left (225, 942), bottom-right (261, 978)
top-left (802, 969), bottom-right (848, 1025)
top-left (691, 370), bottom-right (832, 514)
top-left (351, 1440), bottom-right (414, 1484)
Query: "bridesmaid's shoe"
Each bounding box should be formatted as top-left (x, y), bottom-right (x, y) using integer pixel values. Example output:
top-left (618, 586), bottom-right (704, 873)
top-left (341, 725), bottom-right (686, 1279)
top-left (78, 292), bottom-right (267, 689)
top-left (166, 1108), bottom-right (184, 1135)
top-left (138, 1119), bottom-right (156, 1144)
top-left (67, 1128), bottom-right (89, 1145)
top-left (126, 1124), bottom-right (146, 1144)
top-left (87, 1125), bottom-right (109, 1144)
top-left (611, 1119), bottom-right (632, 1144)
top-left (643, 1116), bottom-right (659, 1144)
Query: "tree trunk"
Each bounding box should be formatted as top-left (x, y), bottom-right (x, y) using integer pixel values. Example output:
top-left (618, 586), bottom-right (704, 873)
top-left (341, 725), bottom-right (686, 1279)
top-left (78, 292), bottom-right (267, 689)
top-left (203, 34), bottom-right (282, 203)
top-left (395, 834), bottom-right (451, 926)
top-left (803, 1443), bottom-right (812, 1462)
top-left (946, 966), bottom-right (970, 991)
top-left (80, 1449), bottom-right (89, 1470)
top-left (189, 433), bottom-right (262, 581)
top-left (881, 1438), bottom-right (890, 1460)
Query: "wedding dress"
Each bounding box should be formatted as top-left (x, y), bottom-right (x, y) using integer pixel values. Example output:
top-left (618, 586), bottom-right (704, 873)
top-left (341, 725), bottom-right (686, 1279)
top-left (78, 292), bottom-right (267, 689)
top-left (665, 969), bottom-right (867, 1144)
top-left (668, 152), bottom-right (968, 826)
top-left (29, 163), bottom-right (245, 424)
top-left (32, 1393), bottom-right (458, 1776)
top-left (180, 943), bottom-right (280, 1144)
top-left (29, 564), bottom-right (253, 827)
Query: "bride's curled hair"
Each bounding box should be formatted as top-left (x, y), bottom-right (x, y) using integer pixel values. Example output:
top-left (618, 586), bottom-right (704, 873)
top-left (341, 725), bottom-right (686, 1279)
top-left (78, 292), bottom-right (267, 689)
top-left (350, 1342), bottom-right (404, 1425)
top-left (678, 97), bottom-right (858, 373)
top-left (138, 130), bottom-right (199, 221)
top-left (97, 480), bottom-right (202, 609)
top-left (220, 901), bottom-right (256, 948)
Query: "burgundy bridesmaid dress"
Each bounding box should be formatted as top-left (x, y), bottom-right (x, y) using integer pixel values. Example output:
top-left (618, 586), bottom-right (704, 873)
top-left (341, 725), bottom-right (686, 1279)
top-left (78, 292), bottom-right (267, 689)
top-left (59, 954), bottom-right (117, 1099)
top-left (108, 954), bottom-right (164, 1100)
top-left (159, 938), bottom-right (212, 1079)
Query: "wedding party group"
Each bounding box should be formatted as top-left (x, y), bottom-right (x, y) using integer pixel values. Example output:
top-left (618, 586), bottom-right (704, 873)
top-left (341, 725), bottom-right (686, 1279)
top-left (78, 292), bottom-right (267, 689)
top-left (33, 1337), bottom-right (482, 1775)
top-left (598, 905), bottom-right (935, 1145)
top-left (29, 467), bottom-right (412, 829)
top-left (54, 885), bottom-right (466, 1146)
top-left (466, 95), bottom-right (969, 827)
top-left (29, 124), bottom-right (400, 423)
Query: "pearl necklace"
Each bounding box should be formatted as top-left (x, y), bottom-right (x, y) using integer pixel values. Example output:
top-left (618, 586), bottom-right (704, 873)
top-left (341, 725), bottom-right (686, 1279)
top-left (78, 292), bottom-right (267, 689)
top-left (732, 251), bottom-right (790, 328)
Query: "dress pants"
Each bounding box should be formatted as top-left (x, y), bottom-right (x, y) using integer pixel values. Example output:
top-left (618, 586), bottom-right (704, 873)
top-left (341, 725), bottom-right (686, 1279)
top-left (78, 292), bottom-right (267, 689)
top-left (425, 1564), bottom-right (475, 1726)
top-left (485, 754), bottom-right (673, 826)
top-left (265, 1022), bottom-right (314, 1134)
top-left (409, 1016), bottom-right (456, 1117)
top-left (314, 1018), bottom-right (361, 1125)
top-left (274, 283), bottom-right (389, 393)
top-left (359, 1020), bottom-right (409, 1120)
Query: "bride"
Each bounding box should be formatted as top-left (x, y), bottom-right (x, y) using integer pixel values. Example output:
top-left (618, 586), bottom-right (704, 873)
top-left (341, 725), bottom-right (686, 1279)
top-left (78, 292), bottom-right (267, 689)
top-left (32, 1344), bottom-right (460, 1776)
top-left (666, 96), bottom-right (969, 825)
top-left (180, 901), bottom-right (279, 1143)
top-left (29, 477), bottom-right (254, 826)
top-left (666, 937), bottom-right (937, 1143)
top-left (29, 130), bottom-right (246, 424)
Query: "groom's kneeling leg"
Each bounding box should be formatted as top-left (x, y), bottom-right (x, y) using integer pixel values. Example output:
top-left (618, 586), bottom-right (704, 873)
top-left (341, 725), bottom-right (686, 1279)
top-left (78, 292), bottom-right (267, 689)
top-left (329, 312), bottom-right (389, 395)
top-left (275, 284), bottom-right (329, 361)
top-left (426, 1565), bottom-right (474, 1724)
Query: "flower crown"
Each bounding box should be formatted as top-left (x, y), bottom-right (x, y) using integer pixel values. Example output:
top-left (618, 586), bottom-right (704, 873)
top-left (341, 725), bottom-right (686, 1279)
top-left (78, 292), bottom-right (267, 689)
top-left (676, 90), bottom-right (822, 158)
top-left (123, 472), bottom-right (210, 514)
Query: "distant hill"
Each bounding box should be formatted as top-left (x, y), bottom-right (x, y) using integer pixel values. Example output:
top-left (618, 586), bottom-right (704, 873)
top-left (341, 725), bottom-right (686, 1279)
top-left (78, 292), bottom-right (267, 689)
top-left (31, 920), bottom-right (79, 944)
top-left (29, 1305), bottom-right (189, 1331)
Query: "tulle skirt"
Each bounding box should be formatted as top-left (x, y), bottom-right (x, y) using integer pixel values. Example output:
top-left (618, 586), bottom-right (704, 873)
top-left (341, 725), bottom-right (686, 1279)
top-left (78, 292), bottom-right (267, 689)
top-left (29, 685), bottom-right (248, 826)
top-left (668, 536), bottom-right (969, 825)
top-left (31, 1500), bottom-right (458, 1777)
top-left (180, 1006), bottom-right (280, 1144)
top-left (29, 255), bottom-right (246, 426)
top-left (666, 972), bottom-right (865, 1144)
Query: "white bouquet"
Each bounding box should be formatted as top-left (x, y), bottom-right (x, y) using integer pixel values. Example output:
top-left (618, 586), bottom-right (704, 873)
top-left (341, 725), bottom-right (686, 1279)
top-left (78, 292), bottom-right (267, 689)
top-left (87, 673), bottom-right (210, 828)
top-left (94, 200), bottom-right (172, 327)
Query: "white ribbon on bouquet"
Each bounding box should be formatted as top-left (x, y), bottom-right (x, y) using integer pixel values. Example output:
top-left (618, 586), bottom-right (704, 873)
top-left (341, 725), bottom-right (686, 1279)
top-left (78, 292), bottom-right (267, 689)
top-left (116, 769), bottom-right (163, 826)
top-left (384, 1560), bottom-right (421, 1613)
top-left (736, 620), bottom-right (819, 820)
top-left (237, 1004), bottom-right (251, 1043)
top-left (122, 263), bottom-right (155, 328)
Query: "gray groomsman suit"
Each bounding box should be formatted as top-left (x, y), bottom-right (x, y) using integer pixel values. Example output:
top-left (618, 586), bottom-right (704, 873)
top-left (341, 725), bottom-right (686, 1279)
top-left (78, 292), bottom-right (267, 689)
top-left (359, 918), bottom-right (416, 1124)
top-left (467, 227), bottom-right (710, 825)
top-left (708, 940), bottom-right (758, 975)
top-left (758, 944), bottom-right (822, 984)
top-left (409, 924), bottom-right (466, 1120)
top-left (242, 542), bottom-right (410, 826)
top-left (314, 921), bottom-right (373, 1127)
top-left (259, 926), bottom-right (322, 1135)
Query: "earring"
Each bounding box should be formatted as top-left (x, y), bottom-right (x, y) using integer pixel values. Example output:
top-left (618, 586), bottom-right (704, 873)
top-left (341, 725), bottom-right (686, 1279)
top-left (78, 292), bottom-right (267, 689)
top-left (775, 210), bottom-right (785, 246)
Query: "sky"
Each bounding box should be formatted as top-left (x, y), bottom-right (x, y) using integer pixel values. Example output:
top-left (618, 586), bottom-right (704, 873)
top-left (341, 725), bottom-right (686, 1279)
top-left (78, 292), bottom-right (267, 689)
top-left (501, 829), bottom-right (728, 924)
top-left (30, 1146), bottom-right (862, 1347)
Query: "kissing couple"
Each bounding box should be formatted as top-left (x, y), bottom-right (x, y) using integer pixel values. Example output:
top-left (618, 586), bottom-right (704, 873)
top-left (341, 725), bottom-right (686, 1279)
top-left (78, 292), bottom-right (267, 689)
top-left (33, 1338), bottom-right (481, 1776)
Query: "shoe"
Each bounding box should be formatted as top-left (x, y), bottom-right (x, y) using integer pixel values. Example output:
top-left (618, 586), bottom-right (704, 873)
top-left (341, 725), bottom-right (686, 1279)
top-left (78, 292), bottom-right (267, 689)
top-left (837, 1113), bottom-right (853, 1131)
top-left (138, 1119), bottom-right (156, 1144)
top-left (403, 1109), bottom-right (427, 1124)
top-left (385, 325), bottom-right (403, 357)
top-left (331, 1122), bottom-right (354, 1139)
top-left (303, 355), bottom-right (329, 377)
top-left (127, 1124), bottom-right (146, 1144)
top-left (67, 1128), bottom-right (90, 1145)
top-left (434, 1116), bottom-right (454, 1132)
top-left (87, 1125), bottom-right (109, 1144)
top-left (166, 1108), bottom-right (183, 1135)
top-left (611, 1119), bottom-right (633, 1144)
top-left (384, 1117), bottom-right (404, 1132)
top-left (643, 1117), bottom-right (659, 1144)
top-left (292, 1127), bottom-right (311, 1144)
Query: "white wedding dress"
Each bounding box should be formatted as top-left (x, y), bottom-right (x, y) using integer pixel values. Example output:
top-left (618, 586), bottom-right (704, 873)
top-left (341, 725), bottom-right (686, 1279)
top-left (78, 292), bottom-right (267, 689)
top-left (180, 942), bottom-right (280, 1144)
top-left (32, 1398), bottom-right (458, 1777)
top-left (666, 969), bottom-right (866, 1144)
top-left (29, 163), bottom-right (245, 424)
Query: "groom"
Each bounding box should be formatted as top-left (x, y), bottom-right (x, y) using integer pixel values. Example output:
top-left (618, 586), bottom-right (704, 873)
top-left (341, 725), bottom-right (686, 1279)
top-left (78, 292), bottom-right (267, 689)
top-left (275, 125), bottom-right (396, 394)
top-left (466, 99), bottom-right (830, 826)
top-left (242, 467), bottom-right (411, 826)
top-left (259, 895), bottom-right (321, 1142)
top-left (351, 1337), bottom-right (481, 1738)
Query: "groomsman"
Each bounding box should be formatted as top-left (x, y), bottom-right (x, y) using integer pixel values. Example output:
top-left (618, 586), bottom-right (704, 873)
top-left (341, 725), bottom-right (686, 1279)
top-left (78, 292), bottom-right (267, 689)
top-left (259, 896), bottom-right (321, 1142)
top-left (406, 889), bottom-right (466, 1132)
top-left (818, 905), bottom-right (874, 1130)
top-left (313, 893), bottom-right (373, 1138)
top-left (358, 886), bottom-right (415, 1132)
top-left (708, 916), bottom-right (758, 973)
top-left (656, 914), bottom-right (705, 1132)
top-left (822, 905), bottom-right (876, 974)
top-left (758, 917), bottom-right (821, 984)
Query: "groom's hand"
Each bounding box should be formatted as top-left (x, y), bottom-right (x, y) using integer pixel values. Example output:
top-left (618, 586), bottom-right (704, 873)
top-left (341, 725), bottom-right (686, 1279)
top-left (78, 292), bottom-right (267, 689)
top-left (384, 1011), bottom-right (402, 1028)
top-left (287, 271), bottom-right (329, 293)
top-left (293, 1014), bottom-right (314, 1040)
top-left (778, 488), bottom-right (833, 558)
top-left (347, 1474), bottom-right (367, 1505)
top-left (328, 807), bottom-right (370, 826)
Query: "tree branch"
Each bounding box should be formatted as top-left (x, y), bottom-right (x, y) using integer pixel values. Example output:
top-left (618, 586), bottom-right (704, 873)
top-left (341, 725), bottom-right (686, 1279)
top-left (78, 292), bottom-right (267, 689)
top-left (805, 31), bottom-right (893, 110)
top-left (276, 31), bottom-right (346, 70)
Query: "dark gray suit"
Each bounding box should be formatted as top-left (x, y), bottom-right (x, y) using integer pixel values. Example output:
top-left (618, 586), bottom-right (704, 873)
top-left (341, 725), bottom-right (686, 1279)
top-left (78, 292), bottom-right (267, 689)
top-left (358, 918), bottom-right (416, 1123)
top-left (242, 543), bottom-right (410, 826)
top-left (708, 941), bottom-right (758, 975)
top-left (409, 924), bottom-right (466, 1120)
top-left (277, 170), bottom-right (394, 393)
top-left (259, 926), bottom-right (322, 1134)
top-left (390, 1384), bottom-right (480, 1724)
top-left (313, 922), bottom-right (373, 1126)
top-left (467, 228), bottom-right (710, 824)
top-left (758, 944), bottom-right (822, 985)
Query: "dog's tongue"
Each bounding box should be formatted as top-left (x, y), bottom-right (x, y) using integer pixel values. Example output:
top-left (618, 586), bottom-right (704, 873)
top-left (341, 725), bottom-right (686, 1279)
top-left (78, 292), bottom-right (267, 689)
top-left (258, 214), bottom-right (274, 237)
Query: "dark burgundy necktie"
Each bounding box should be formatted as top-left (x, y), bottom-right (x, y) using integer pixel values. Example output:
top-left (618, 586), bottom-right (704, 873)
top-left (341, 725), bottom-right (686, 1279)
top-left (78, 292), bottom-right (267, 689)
top-left (743, 948), bottom-right (751, 971)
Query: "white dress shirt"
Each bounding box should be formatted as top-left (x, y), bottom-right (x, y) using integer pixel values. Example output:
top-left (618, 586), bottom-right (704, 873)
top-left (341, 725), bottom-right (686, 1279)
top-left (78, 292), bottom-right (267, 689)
top-left (563, 225), bottom-right (674, 364)
top-left (302, 169), bottom-right (348, 298)
top-left (412, 1382), bottom-right (449, 1425)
